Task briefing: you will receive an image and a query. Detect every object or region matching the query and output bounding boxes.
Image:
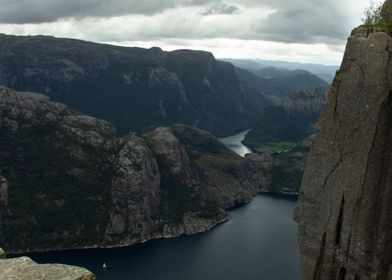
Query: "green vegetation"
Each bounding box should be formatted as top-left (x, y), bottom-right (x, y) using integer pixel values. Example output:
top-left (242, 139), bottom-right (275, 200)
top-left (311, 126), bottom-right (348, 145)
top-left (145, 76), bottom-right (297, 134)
top-left (243, 103), bottom-right (318, 152)
top-left (363, 0), bottom-right (383, 24)
top-left (269, 165), bottom-right (303, 191)
top-left (362, 1), bottom-right (392, 28)
top-left (152, 153), bottom-right (220, 223)
top-left (250, 141), bottom-right (297, 153)
top-left (243, 87), bottom-right (326, 153)
top-left (1, 122), bottom-right (114, 251)
top-left (0, 34), bottom-right (269, 137)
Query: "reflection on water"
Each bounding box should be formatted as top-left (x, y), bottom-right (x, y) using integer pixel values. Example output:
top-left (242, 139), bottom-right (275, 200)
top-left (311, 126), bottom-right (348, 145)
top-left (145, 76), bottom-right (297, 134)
top-left (219, 129), bottom-right (252, 157)
top-left (26, 195), bottom-right (299, 280)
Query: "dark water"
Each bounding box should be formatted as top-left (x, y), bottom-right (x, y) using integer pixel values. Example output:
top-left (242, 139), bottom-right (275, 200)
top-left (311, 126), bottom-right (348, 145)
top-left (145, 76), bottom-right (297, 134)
top-left (218, 129), bottom-right (252, 157)
top-left (26, 195), bottom-right (299, 280)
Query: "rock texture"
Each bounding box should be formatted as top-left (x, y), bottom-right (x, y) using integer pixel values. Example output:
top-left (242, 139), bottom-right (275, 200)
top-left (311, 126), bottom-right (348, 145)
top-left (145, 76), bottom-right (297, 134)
top-left (247, 137), bottom-right (312, 195)
top-left (234, 66), bottom-right (328, 104)
top-left (0, 34), bottom-right (271, 137)
top-left (283, 87), bottom-right (327, 115)
top-left (243, 87), bottom-right (327, 151)
top-left (0, 86), bottom-right (263, 253)
top-left (0, 256), bottom-right (95, 280)
top-left (295, 26), bottom-right (392, 279)
top-left (0, 86), bottom-right (162, 251)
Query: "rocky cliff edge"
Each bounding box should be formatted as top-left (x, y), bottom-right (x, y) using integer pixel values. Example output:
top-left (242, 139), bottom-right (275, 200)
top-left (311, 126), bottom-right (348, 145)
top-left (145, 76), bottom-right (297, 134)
top-left (294, 26), bottom-right (392, 280)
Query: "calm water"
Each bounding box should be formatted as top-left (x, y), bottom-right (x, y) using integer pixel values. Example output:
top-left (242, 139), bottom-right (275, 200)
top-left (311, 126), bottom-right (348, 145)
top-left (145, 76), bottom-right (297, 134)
top-left (24, 131), bottom-right (299, 279)
top-left (27, 195), bottom-right (299, 280)
top-left (218, 129), bottom-right (252, 157)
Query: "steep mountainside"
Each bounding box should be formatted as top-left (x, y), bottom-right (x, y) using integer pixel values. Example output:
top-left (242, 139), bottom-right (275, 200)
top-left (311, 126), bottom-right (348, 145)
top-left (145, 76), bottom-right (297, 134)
top-left (0, 86), bottom-right (264, 253)
top-left (294, 24), bottom-right (392, 280)
top-left (247, 137), bottom-right (312, 195)
top-left (0, 34), bottom-right (267, 137)
top-left (223, 58), bottom-right (338, 83)
top-left (243, 87), bottom-right (327, 151)
top-left (235, 67), bottom-right (328, 104)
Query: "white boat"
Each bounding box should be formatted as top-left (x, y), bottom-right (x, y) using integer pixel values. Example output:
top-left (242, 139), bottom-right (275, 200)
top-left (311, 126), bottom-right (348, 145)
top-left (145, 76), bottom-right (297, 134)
top-left (103, 262), bottom-right (107, 269)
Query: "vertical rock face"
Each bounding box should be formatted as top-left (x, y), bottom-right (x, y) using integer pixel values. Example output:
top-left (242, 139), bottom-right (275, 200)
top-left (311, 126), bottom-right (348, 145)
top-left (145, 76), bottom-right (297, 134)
top-left (0, 34), bottom-right (268, 137)
top-left (0, 86), bottom-right (162, 251)
top-left (0, 86), bottom-right (263, 253)
top-left (106, 134), bottom-right (161, 243)
top-left (294, 27), bottom-right (392, 279)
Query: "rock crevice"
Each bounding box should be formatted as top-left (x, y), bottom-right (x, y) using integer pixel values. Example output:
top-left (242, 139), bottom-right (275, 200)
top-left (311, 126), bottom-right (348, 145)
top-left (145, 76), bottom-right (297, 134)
top-left (295, 26), bottom-right (392, 280)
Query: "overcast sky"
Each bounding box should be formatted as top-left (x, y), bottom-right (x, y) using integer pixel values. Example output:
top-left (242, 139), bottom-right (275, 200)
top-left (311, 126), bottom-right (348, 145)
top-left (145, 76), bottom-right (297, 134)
top-left (0, 0), bottom-right (375, 64)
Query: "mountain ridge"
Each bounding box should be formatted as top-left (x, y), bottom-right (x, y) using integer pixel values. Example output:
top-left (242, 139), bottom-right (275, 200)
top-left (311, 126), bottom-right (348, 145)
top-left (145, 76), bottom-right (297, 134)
top-left (0, 86), bottom-right (264, 254)
top-left (0, 33), bottom-right (328, 137)
top-left (0, 34), bottom-right (264, 137)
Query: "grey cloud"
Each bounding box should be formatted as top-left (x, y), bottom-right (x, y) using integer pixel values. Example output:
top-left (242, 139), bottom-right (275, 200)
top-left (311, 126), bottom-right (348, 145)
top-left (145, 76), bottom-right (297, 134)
top-left (0, 0), bottom-right (359, 45)
top-left (0, 0), bottom-right (215, 23)
top-left (253, 0), bottom-right (353, 44)
top-left (203, 2), bottom-right (239, 15)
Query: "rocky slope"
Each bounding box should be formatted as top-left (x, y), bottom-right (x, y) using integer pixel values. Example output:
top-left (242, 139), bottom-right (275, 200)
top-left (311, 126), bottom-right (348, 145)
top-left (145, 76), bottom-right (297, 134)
top-left (223, 58), bottom-right (337, 83)
top-left (247, 137), bottom-right (312, 195)
top-left (243, 87), bottom-right (327, 152)
top-left (235, 67), bottom-right (328, 104)
top-left (0, 34), bottom-right (270, 137)
top-left (0, 86), bottom-right (263, 253)
top-left (0, 248), bottom-right (95, 280)
top-left (294, 20), bottom-right (392, 280)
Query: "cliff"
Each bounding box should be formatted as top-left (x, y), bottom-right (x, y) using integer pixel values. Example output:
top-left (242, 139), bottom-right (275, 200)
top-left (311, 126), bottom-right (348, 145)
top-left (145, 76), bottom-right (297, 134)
top-left (247, 137), bottom-right (312, 195)
top-left (0, 34), bottom-right (270, 137)
top-left (234, 67), bottom-right (328, 104)
top-left (294, 25), bottom-right (392, 279)
top-left (0, 86), bottom-right (263, 253)
top-left (243, 87), bottom-right (327, 152)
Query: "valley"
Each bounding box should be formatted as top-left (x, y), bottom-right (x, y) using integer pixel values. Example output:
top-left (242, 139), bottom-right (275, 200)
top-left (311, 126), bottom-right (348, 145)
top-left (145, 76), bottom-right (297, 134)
top-left (1, 1), bottom-right (391, 277)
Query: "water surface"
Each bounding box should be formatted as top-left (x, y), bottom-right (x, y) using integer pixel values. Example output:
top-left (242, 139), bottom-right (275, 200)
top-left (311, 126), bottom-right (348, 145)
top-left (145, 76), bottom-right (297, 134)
top-left (218, 129), bottom-right (252, 157)
top-left (25, 131), bottom-right (299, 279)
top-left (27, 195), bottom-right (299, 280)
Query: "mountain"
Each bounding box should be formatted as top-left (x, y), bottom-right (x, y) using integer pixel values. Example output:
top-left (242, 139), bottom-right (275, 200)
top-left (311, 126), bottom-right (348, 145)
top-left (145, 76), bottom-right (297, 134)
top-left (246, 137), bottom-right (312, 195)
top-left (0, 86), bottom-right (264, 253)
top-left (294, 19), bottom-right (392, 280)
top-left (223, 58), bottom-right (338, 83)
top-left (235, 67), bottom-right (328, 104)
top-left (0, 34), bottom-right (268, 137)
top-left (243, 87), bottom-right (328, 152)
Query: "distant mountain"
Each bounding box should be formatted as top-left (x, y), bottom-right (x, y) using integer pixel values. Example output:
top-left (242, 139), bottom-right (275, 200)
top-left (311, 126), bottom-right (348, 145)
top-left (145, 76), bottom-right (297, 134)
top-left (247, 137), bottom-right (313, 195)
top-left (0, 34), bottom-right (269, 137)
top-left (235, 67), bottom-right (328, 104)
top-left (243, 87), bottom-right (328, 152)
top-left (223, 59), bottom-right (338, 83)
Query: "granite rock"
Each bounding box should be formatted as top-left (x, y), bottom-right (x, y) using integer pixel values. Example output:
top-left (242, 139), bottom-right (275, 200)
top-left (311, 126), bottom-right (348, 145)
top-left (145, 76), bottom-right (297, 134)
top-left (0, 257), bottom-right (95, 280)
top-left (295, 26), bottom-right (392, 280)
top-left (0, 86), bottom-right (262, 253)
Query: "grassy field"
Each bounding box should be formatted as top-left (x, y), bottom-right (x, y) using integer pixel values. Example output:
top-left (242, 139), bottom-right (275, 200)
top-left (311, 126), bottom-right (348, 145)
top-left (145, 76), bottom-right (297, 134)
top-left (252, 141), bottom-right (297, 153)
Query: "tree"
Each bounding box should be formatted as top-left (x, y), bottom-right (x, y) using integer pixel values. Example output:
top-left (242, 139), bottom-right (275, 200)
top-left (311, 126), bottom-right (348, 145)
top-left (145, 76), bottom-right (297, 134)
top-left (363, 0), bottom-right (383, 24)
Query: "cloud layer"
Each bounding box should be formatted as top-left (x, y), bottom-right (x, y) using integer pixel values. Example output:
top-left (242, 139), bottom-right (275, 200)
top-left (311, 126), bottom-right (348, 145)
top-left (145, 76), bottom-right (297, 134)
top-left (0, 0), bottom-right (370, 63)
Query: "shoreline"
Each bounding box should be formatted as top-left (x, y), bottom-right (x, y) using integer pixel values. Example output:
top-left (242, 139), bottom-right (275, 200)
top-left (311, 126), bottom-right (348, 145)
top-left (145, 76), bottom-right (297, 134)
top-left (7, 192), bottom-right (295, 256)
